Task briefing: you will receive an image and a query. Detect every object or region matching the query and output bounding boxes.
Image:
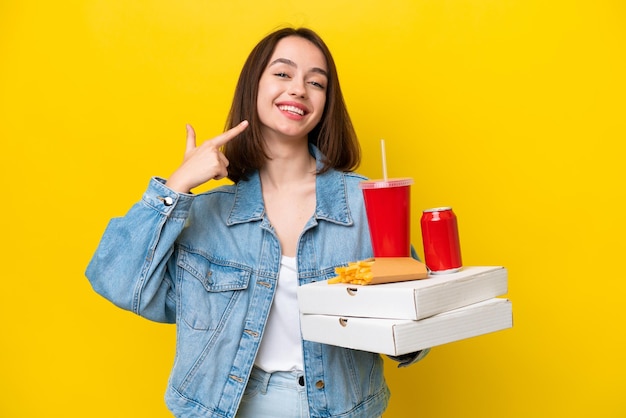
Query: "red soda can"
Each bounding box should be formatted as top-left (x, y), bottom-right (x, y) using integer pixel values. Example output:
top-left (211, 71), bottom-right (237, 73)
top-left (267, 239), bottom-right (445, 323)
top-left (420, 207), bottom-right (462, 274)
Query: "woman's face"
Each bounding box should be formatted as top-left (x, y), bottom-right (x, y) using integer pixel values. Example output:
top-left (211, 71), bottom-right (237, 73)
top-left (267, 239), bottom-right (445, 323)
top-left (256, 36), bottom-right (328, 143)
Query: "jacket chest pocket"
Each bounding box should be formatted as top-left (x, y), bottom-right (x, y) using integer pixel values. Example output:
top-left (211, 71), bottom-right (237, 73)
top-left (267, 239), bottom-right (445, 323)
top-left (177, 250), bottom-right (251, 331)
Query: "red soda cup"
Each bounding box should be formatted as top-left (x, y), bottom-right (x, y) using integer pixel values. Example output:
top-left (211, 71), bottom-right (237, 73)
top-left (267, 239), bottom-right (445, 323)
top-left (359, 178), bottom-right (413, 257)
top-left (420, 207), bottom-right (462, 274)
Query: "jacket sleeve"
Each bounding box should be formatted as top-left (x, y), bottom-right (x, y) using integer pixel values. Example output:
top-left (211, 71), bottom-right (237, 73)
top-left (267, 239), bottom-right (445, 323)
top-left (85, 177), bottom-right (195, 323)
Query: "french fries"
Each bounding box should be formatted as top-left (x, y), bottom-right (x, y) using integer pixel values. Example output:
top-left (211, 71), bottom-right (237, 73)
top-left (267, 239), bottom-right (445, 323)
top-left (327, 259), bottom-right (375, 285)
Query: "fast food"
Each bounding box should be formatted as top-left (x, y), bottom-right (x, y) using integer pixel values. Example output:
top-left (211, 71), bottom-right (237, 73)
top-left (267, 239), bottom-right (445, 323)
top-left (328, 259), bottom-right (375, 285)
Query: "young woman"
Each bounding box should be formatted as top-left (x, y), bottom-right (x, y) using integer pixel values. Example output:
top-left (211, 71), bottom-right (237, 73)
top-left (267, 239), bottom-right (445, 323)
top-left (86, 27), bottom-right (427, 418)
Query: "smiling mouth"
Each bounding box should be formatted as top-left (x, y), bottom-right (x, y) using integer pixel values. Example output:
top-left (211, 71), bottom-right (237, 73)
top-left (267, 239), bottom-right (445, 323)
top-left (278, 105), bottom-right (306, 116)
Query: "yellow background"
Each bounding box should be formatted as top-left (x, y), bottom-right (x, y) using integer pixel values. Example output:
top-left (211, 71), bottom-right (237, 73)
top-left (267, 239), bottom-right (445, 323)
top-left (2, 1), bottom-right (625, 417)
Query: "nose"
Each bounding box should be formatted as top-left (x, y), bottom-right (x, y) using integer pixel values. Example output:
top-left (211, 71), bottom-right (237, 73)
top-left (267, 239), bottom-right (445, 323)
top-left (288, 77), bottom-right (306, 98)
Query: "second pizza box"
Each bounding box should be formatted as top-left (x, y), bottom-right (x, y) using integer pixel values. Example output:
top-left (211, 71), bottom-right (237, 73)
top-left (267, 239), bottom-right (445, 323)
top-left (300, 298), bottom-right (513, 356)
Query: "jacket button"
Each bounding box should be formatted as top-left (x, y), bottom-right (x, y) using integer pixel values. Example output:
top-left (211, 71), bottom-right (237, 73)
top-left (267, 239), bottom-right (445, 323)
top-left (315, 380), bottom-right (325, 389)
top-left (158, 196), bottom-right (174, 206)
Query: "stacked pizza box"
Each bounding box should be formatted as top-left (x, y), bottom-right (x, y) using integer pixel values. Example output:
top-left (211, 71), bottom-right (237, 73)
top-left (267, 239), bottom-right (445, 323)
top-left (297, 264), bottom-right (512, 355)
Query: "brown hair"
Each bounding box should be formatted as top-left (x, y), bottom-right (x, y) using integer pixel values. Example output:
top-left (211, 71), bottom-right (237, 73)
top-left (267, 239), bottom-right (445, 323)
top-left (223, 27), bottom-right (360, 183)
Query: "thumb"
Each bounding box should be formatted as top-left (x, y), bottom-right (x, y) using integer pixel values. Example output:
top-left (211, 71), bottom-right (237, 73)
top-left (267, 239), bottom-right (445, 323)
top-left (185, 124), bottom-right (196, 155)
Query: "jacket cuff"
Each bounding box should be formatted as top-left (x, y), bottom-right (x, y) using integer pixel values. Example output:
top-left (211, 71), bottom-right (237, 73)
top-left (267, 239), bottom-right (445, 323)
top-left (142, 177), bottom-right (195, 217)
top-left (387, 348), bottom-right (430, 368)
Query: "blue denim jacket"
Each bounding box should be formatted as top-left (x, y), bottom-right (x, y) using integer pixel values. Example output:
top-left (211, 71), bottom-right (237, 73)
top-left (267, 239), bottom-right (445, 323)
top-left (87, 146), bottom-right (400, 417)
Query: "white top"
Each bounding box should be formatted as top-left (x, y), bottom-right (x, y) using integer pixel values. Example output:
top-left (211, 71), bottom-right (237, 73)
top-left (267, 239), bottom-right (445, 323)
top-left (254, 256), bottom-right (304, 372)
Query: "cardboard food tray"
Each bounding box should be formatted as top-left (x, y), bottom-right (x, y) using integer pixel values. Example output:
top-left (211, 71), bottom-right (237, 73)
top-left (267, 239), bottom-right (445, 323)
top-left (368, 257), bottom-right (428, 284)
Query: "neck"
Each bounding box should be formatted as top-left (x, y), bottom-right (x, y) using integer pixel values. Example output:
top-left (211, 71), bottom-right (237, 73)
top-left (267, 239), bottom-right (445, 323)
top-left (260, 141), bottom-right (316, 190)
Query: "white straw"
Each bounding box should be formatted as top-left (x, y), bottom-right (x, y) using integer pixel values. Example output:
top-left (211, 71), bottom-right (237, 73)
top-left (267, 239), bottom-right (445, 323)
top-left (381, 139), bottom-right (388, 181)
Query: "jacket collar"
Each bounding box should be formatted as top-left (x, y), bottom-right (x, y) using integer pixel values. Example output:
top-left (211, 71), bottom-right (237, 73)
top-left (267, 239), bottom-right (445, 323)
top-left (227, 145), bottom-right (353, 226)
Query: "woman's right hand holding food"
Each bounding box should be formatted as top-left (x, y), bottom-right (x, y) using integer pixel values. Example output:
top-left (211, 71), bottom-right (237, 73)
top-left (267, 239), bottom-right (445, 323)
top-left (165, 121), bottom-right (249, 193)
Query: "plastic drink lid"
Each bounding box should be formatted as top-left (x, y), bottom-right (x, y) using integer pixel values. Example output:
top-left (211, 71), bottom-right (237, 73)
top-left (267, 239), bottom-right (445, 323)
top-left (358, 177), bottom-right (413, 189)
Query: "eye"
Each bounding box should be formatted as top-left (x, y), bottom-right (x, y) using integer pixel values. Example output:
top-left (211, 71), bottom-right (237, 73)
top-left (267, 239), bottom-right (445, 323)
top-left (274, 72), bottom-right (289, 78)
top-left (308, 80), bottom-right (326, 90)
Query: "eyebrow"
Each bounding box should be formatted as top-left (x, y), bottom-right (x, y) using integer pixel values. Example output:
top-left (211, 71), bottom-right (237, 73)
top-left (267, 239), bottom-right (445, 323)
top-left (269, 58), bottom-right (328, 77)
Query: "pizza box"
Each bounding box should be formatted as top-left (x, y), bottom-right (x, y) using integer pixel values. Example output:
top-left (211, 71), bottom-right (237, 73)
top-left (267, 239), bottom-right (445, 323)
top-left (300, 298), bottom-right (513, 356)
top-left (297, 266), bottom-right (508, 320)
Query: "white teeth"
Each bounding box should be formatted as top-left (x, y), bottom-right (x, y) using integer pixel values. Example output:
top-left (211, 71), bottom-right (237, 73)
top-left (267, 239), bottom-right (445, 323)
top-left (278, 105), bottom-right (305, 116)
